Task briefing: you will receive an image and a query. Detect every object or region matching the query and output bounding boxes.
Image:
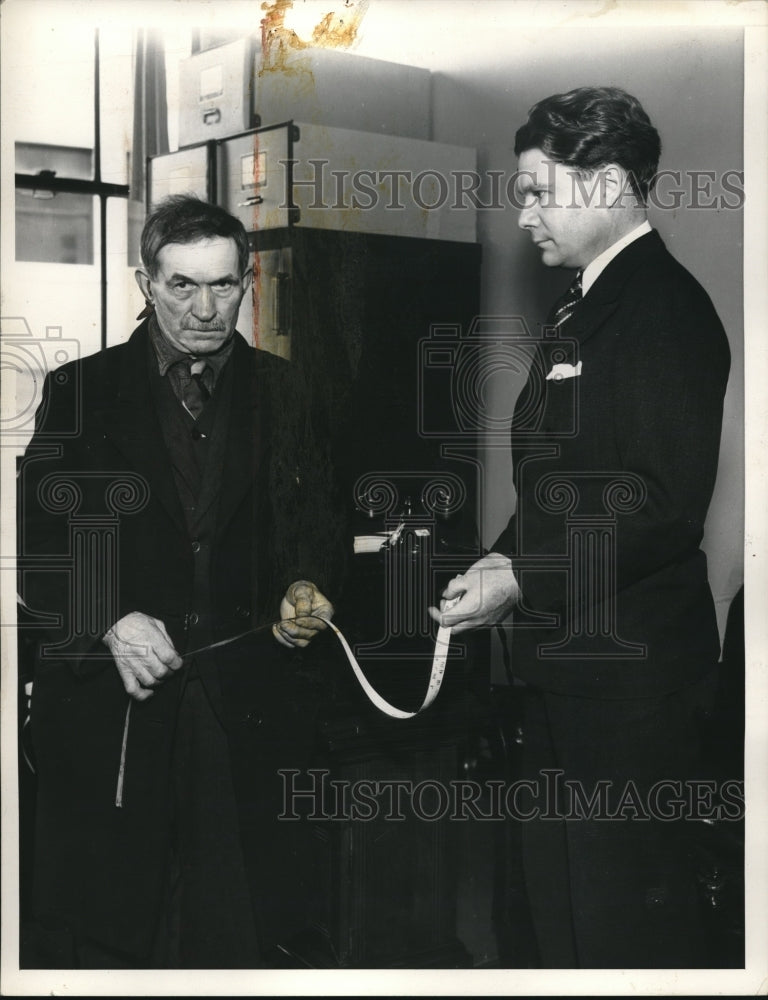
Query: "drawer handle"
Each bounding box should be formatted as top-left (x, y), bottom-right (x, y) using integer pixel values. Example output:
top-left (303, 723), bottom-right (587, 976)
top-left (237, 195), bottom-right (264, 207)
top-left (203, 108), bottom-right (221, 126)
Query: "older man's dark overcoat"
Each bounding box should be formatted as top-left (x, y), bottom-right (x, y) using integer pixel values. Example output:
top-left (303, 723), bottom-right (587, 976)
top-left (18, 320), bottom-right (334, 964)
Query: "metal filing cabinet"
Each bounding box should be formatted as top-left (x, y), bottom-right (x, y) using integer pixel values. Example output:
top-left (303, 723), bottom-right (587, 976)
top-left (178, 37), bottom-right (257, 146)
top-left (216, 121), bottom-right (477, 242)
top-left (147, 140), bottom-right (213, 205)
top-left (251, 46), bottom-right (431, 141)
top-left (179, 41), bottom-right (431, 148)
top-left (215, 123), bottom-right (295, 232)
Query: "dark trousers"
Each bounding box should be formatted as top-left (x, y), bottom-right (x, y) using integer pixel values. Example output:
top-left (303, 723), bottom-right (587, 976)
top-left (31, 675), bottom-right (262, 970)
top-left (517, 674), bottom-right (714, 968)
top-left (152, 674), bottom-right (262, 969)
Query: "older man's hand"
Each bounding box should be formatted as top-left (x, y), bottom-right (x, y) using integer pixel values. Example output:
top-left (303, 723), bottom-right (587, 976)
top-left (273, 580), bottom-right (334, 649)
top-left (427, 552), bottom-right (520, 634)
top-left (103, 611), bottom-right (183, 701)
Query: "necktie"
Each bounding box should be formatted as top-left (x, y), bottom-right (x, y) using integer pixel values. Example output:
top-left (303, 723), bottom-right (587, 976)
top-left (550, 270), bottom-right (583, 328)
top-left (182, 359), bottom-right (211, 419)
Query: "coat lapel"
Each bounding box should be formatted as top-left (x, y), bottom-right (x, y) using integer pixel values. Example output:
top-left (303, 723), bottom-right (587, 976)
top-left (565, 230), bottom-right (665, 346)
top-left (98, 323), bottom-right (187, 533)
top-left (98, 326), bottom-right (265, 538)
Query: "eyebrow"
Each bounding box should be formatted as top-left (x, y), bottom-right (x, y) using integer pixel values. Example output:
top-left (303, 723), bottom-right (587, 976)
top-left (168, 272), bottom-right (238, 284)
top-left (516, 178), bottom-right (550, 193)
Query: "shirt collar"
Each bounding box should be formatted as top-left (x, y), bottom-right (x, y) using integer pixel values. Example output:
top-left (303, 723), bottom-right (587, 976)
top-left (148, 314), bottom-right (235, 382)
top-left (581, 220), bottom-right (652, 297)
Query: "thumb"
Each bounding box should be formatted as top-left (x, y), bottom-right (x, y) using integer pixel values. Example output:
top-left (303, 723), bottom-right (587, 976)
top-left (291, 582), bottom-right (314, 617)
top-left (441, 575), bottom-right (467, 601)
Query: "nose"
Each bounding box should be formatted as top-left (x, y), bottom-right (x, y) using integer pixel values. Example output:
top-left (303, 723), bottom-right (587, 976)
top-left (518, 201), bottom-right (537, 230)
top-left (192, 285), bottom-right (216, 321)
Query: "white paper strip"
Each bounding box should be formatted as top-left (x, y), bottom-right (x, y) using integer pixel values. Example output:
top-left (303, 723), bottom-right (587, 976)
top-left (325, 619), bottom-right (453, 720)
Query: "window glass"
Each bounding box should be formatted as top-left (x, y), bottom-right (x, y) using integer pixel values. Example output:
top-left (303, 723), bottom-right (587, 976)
top-left (99, 28), bottom-right (135, 187)
top-left (15, 143), bottom-right (93, 180)
top-left (15, 144), bottom-right (95, 265)
top-left (5, 20), bottom-right (94, 151)
top-left (15, 189), bottom-right (95, 266)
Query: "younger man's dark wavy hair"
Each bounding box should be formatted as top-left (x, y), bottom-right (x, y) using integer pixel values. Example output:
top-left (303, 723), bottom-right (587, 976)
top-left (514, 86), bottom-right (662, 202)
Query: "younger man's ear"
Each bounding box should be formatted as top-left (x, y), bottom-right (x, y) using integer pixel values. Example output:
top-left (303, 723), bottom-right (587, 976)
top-left (602, 164), bottom-right (634, 208)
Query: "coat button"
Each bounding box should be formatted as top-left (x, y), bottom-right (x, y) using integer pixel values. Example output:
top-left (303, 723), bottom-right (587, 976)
top-left (191, 540), bottom-right (201, 553)
top-left (235, 605), bottom-right (250, 619)
top-left (645, 886), bottom-right (668, 908)
top-left (245, 710), bottom-right (263, 729)
top-left (188, 612), bottom-right (199, 625)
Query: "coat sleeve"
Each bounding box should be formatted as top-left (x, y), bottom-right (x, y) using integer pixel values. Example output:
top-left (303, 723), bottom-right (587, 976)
top-left (606, 268), bottom-right (730, 593)
top-left (17, 366), bottom-right (116, 678)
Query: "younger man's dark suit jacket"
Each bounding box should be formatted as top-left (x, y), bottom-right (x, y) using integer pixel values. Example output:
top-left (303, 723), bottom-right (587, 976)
top-left (494, 229), bottom-right (731, 698)
top-left (492, 229), bottom-right (732, 967)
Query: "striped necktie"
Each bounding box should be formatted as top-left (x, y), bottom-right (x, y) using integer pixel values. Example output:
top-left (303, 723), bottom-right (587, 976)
top-left (551, 270), bottom-right (583, 328)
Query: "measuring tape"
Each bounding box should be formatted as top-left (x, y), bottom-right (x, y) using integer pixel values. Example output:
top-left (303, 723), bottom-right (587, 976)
top-left (191, 608), bottom-right (457, 720)
top-left (325, 617), bottom-right (453, 720)
top-left (115, 607), bottom-right (457, 806)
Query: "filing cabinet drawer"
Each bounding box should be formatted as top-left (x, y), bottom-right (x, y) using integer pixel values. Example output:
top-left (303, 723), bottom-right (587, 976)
top-left (147, 142), bottom-right (212, 206)
top-left (216, 122), bottom-right (477, 242)
top-left (216, 124), bottom-right (294, 231)
top-left (179, 38), bottom-right (256, 146)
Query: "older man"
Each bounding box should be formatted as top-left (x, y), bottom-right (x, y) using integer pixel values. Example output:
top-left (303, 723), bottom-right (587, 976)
top-left (19, 196), bottom-right (333, 968)
top-left (431, 88), bottom-right (731, 967)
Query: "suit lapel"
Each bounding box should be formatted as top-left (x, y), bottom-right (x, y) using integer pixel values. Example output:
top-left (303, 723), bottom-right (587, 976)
top-left (98, 323), bottom-right (187, 533)
top-left (566, 297), bottom-right (620, 347)
top-left (565, 230), bottom-right (665, 346)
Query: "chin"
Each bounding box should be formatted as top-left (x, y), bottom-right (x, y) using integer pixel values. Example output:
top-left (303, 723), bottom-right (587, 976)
top-left (538, 247), bottom-right (563, 267)
top-left (185, 332), bottom-right (231, 353)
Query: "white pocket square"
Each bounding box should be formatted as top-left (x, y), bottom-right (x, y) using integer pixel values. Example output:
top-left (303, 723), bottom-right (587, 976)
top-left (546, 361), bottom-right (582, 381)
